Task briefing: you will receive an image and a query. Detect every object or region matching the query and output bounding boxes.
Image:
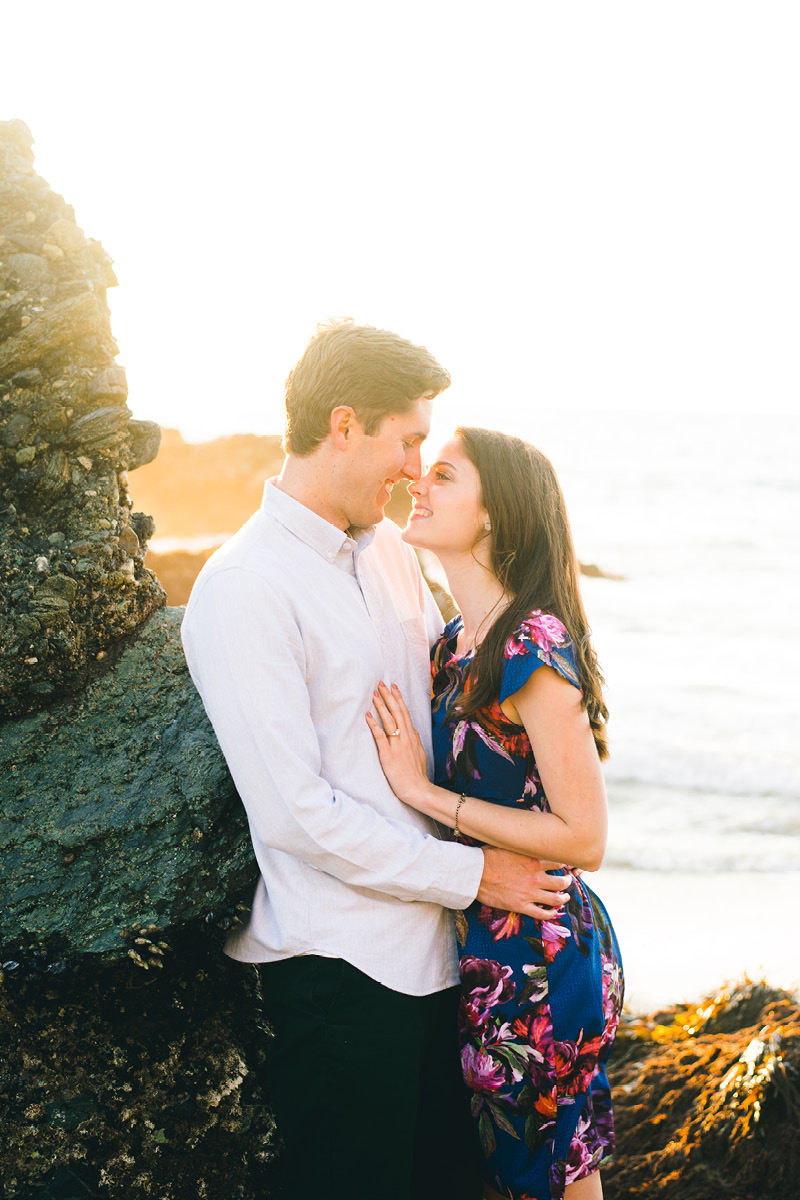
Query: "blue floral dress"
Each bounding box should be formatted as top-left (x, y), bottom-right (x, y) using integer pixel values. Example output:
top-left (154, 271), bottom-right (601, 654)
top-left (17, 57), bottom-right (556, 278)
top-left (431, 611), bottom-right (624, 1200)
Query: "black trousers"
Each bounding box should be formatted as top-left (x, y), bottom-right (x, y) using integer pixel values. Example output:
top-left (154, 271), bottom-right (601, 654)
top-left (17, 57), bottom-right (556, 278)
top-left (258, 955), bottom-right (482, 1200)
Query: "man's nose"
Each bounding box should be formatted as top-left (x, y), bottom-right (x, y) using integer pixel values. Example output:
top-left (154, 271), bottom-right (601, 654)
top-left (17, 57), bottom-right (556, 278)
top-left (402, 444), bottom-right (423, 481)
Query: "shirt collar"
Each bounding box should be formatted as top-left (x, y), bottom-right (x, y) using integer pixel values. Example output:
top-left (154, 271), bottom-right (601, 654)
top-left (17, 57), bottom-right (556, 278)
top-left (261, 479), bottom-right (376, 562)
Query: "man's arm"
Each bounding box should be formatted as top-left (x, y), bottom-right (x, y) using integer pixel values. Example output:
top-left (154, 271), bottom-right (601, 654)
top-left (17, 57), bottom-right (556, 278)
top-left (182, 566), bottom-right (483, 910)
top-left (183, 566), bottom-right (571, 919)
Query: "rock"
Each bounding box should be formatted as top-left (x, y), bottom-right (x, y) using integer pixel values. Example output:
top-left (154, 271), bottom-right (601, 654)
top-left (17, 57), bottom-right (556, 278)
top-left (4, 251), bottom-right (51, 286)
top-left (606, 979), bottom-right (800, 1199)
top-left (0, 928), bottom-right (279, 1199)
top-left (0, 292), bottom-right (107, 378)
top-left (0, 607), bottom-right (256, 963)
top-left (117, 524), bottom-right (140, 554)
top-left (578, 561), bottom-right (626, 581)
top-left (130, 510), bottom-right (156, 544)
top-left (67, 404), bottom-right (131, 444)
top-left (41, 241), bottom-right (64, 262)
top-left (0, 411), bottom-right (33, 446)
top-left (0, 118), bottom-right (34, 157)
top-left (9, 367), bottom-right (42, 387)
top-left (44, 217), bottom-right (87, 258)
top-left (89, 365), bottom-right (128, 399)
top-left (125, 418), bottom-right (161, 470)
top-left (0, 125), bottom-right (165, 720)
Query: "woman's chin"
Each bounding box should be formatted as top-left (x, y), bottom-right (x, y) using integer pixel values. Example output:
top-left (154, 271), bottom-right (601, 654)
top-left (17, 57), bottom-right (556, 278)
top-left (401, 520), bottom-right (427, 547)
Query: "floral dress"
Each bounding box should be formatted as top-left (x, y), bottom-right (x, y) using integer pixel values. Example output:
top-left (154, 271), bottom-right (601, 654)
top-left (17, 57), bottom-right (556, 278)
top-left (431, 611), bottom-right (624, 1200)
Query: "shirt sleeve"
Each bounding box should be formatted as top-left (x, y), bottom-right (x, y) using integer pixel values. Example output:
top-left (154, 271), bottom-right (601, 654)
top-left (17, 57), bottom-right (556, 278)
top-left (181, 566), bottom-right (483, 909)
top-left (499, 611), bottom-right (582, 704)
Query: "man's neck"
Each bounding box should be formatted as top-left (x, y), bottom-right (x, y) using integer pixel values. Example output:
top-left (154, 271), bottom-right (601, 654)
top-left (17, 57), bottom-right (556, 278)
top-left (275, 453), bottom-right (350, 531)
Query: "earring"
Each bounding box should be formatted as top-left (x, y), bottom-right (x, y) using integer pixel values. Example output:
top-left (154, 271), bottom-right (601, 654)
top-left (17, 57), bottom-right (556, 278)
top-left (484, 521), bottom-right (491, 532)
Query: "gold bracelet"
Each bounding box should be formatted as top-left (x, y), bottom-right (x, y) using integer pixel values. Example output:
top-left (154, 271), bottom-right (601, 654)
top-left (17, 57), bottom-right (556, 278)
top-left (454, 793), bottom-right (468, 840)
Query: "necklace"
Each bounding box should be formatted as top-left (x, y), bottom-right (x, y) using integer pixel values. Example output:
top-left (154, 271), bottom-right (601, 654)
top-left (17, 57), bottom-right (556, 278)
top-left (455, 604), bottom-right (506, 657)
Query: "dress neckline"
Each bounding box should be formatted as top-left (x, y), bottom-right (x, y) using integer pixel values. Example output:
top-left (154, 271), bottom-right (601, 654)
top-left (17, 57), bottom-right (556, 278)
top-left (445, 616), bottom-right (475, 661)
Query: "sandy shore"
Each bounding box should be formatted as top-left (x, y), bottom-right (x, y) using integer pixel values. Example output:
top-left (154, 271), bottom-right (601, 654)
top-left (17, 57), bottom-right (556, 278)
top-left (581, 867), bottom-right (800, 1013)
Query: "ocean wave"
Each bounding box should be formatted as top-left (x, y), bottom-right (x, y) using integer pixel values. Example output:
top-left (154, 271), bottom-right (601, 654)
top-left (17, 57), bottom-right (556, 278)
top-left (602, 779), bottom-right (800, 871)
top-left (603, 848), bottom-right (800, 873)
top-left (604, 752), bottom-right (800, 803)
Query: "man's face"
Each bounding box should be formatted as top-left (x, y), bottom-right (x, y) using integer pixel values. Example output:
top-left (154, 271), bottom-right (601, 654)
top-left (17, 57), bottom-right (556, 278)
top-left (338, 395), bottom-right (433, 529)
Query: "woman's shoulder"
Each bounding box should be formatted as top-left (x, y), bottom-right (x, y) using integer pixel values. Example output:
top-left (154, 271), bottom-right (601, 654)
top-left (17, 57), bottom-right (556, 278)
top-left (500, 610), bottom-right (581, 694)
top-left (505, 610), bottom-right (571, 658)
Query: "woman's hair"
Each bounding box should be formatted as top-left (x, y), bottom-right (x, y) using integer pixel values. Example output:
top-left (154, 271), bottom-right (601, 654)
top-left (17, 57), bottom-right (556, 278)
top-left (284, 319), bottom-right (451, 456)
top-left (455, 426), bottom-right (609, 760)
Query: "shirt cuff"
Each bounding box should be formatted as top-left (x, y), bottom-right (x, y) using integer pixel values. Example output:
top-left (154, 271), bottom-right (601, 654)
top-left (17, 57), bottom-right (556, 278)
top-left (428, 840), bottom-right (485, 909)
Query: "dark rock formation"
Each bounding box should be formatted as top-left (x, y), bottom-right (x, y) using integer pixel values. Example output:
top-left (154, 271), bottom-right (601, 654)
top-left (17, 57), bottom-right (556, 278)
top-left (0, 124), bottom-right (254, 965)
top-left (0, 928), bottom-right (279, 1200)
top-left (0, 121), bottom-right (274, 1198)
top-left (0, 607), bottom-right (257, 967)
top-left (0, 119), bottom-right (166, 721)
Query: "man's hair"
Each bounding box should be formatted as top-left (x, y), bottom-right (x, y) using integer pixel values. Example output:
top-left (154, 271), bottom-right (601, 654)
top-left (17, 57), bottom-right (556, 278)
top-left (283, 319), bottom-right (451, 456)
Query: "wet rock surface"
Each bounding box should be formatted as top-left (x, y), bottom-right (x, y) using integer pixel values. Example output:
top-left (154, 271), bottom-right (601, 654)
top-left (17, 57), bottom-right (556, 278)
top-left (0, 119), bottom-right (166, 720)
top-left (0, 606), bottom-right (257, 966)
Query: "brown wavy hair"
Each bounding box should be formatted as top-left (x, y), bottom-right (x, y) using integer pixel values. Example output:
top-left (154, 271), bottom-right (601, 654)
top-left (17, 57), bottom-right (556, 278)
top-left (284, 319), bottom-right (451, 456)
top-left (454, 427), bottom-right (609, 760)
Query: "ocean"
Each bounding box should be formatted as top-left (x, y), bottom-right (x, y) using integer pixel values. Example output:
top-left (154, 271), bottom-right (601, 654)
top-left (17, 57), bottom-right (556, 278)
top-left (524, 411), bottom-right (800, 874)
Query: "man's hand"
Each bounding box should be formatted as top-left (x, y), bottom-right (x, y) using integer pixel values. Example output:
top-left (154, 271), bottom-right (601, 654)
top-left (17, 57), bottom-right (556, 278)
top-left (477, 847), bottom-right (572, 920)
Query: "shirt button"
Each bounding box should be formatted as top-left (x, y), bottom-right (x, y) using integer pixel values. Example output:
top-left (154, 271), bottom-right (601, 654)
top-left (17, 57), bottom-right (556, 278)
top-left (326, 550), bottom-right (335, 561)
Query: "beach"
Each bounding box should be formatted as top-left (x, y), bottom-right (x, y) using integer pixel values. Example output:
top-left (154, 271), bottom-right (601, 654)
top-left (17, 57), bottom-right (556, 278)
top-left (584, 867), bottom-right (800, 1012)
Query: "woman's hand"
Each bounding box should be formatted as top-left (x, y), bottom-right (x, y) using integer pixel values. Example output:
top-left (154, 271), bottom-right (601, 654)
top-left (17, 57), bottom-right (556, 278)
top-left (366, 682), bottom-right (433, 810)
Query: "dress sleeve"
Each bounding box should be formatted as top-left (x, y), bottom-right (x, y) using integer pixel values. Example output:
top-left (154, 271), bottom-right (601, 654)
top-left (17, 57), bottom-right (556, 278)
top-left (499, 611), bottom-right (582, 703)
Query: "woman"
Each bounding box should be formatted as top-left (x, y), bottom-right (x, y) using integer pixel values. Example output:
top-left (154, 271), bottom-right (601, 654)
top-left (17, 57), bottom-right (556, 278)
top-left (366, 427), bottom-right (624, 1200)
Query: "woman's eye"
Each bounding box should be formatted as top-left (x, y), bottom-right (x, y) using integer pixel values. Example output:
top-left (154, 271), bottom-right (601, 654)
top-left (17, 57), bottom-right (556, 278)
top-left (435, 470), bottom-right (450, 481)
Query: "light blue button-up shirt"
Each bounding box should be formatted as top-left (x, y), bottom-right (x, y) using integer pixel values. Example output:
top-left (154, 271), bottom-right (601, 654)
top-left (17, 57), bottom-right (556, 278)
top-left (181, 481), bottom-right (484, 995)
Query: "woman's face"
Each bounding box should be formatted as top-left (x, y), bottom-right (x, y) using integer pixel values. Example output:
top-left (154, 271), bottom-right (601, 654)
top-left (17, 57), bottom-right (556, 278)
top-left (402, 436), bottom-right (490, 555)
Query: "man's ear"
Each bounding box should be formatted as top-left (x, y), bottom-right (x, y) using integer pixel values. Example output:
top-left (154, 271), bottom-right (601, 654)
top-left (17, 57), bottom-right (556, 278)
top-left (330, 405), bottom-right (357, 451)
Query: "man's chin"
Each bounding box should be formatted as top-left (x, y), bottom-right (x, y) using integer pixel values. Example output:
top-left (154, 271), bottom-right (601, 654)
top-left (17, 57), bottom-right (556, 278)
top-left (347, 506), bottom-right (385, 533)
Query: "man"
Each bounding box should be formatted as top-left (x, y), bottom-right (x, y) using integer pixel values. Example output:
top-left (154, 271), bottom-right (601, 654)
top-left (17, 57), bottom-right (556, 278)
top-left (181, 321), bottom-right (571, 1200)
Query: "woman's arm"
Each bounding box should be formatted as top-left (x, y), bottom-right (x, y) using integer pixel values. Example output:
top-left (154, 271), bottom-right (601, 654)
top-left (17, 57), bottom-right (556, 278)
top-left (367, 673), bottom-right (607, 872)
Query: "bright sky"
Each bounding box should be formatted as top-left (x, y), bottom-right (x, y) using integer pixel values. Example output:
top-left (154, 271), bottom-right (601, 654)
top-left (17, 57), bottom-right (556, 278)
top-left (3, 2), bottom-right (798, 441)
